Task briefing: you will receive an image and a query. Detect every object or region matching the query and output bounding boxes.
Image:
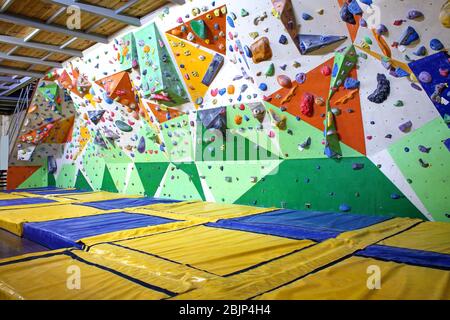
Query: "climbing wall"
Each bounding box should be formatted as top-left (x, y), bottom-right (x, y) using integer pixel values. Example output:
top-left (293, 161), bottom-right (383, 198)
top-left (11, 0), bottom-right (450, 222)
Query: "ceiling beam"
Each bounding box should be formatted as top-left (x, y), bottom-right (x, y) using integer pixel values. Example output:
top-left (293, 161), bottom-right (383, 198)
top-left (0, 76), bottom-right (20, 83)
top-left (0, 67), bottom-right (44, 78)
top-left (0, 35), bottom-right (83, 57)
top-left (0, 0), bottom-right (15, 12)
top-left (0, 52), bottom-right (62, 68)
top-left (0, 13), bottom-right (109, 43)
top-left (45, 0), bottom-right (141, 26)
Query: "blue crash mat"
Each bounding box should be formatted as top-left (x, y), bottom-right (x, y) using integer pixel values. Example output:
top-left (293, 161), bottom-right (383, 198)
top-left (23, 212), bottom-right (179, 249)
top-left (356, 245), bottom-right (450, 270)
top-left (1, 186), bottom-right (61, 194)
top-left (208, 209), bottom-right (390, 242)
top-left (29, 189), bottom-right (91, 196)
top-left (0, 197), bottom-right (57, 207)
top-left (77, 197), bottom-right (180, 210)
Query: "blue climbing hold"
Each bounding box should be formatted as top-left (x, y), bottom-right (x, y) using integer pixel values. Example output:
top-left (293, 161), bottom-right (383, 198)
top-left (279, 35), bottom-right (288, 44)
top-left (226, 16), bottom-right (235, 28)
top-left (103, 92), bottom-right (114, 104)
top-left (339, 204), bottom-right (351, 212)
top-left (413, 45), bottom-right (427, 56)
top-left (348, 0), bottom-right (363, 15)
top-left (259, 83), bottom-right (268, 91)
top-left (394, 67), bottom-right (410, 78)
top-left (359, 0), bottom-right (372, 6)
top-left (398, 26), bottom-right (419, 46)
top-left (344, 77), bottom-right (360, 89)
top-left (302, 13), bottom-right (313, 20)
top-left (430, 39), bottom-right (444, 51)
top-left (244, 45), bottom-right (253, 58)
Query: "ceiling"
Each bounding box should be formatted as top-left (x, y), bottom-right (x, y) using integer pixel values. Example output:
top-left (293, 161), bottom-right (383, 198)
top-left (0, 0), bottom-right (185, 113)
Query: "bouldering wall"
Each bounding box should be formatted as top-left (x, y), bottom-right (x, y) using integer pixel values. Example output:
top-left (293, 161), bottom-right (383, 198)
top-left (10, 0), bottom-right (450, 222)
top-left (8, 74), bottom-right (76, 189)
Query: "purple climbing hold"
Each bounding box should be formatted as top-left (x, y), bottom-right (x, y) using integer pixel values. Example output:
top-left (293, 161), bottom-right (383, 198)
top-left (340, 3), bottom-right (356, 25)
top-left (398, 120), bottom-right (413, 133)
top-left (137, 136), bottom-right (146, 154)
top-left (418, 71), bottom-right (432, 83)
top-left (407, 10), bottom-right (423, 20)
top-left (295, 72), bottom-right (306, 84)
top-left (352, 163), bottom-right (364, 170)
top-left (368, 74), bottom-right (390, 104)
top-left (411, 83), bottom-right (423, 91)
top-left (390, 193), bottom-right (401, 199)
top-left (359, 18), bottom-right (367, 27)
top-left (376, 24), bottom-right (388, 35)
top-left (418, 145), bottom-right (431, 153)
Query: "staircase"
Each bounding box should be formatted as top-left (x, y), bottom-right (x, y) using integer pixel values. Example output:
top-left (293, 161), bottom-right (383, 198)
top-left (0, 170), bottom-right (6, 191)
top-left (0, 81), bottom-right (37, 190)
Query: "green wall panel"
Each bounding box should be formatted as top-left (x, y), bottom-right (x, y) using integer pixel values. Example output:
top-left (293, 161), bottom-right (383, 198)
top-left (135, 162), bottom-right (170, 197)
top-left (235, 158), bottom-right (425, 219)
top-left (388, 118), bottom-right (449, 221)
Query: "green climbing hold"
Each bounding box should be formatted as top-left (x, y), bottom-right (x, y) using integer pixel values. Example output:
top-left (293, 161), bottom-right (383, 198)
top-left (115, 120), bottom-right (133, 132)
top-left (265, 63), bottom-right (275, 77)
top-left (364, 36), bottom-right (372, 45)
top-left (241, 9), bottom-right (249, 17)
top-left (394, 100), bottom-right (404, 107)
top-left (190, 20), bottom-right (207, 40)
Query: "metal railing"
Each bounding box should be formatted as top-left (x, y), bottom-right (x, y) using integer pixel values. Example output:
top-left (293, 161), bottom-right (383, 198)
top-left (6, 81), bottom-right (37, 156)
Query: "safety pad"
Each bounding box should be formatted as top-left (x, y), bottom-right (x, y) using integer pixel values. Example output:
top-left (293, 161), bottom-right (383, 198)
top-left (0, 193), bottom-right (29, 200)
top-left (84, 243), bottom-right (219, 295)
top-left (113, 225), bottom-right (314, 277)
top-left (256, 256), bottom-right (450, 300)
top-left (379, 222), bottom-right (450, 255)
top-left (133, 201), bottom-right (276, 222)
top-left (356, 245), bottom-right (450, 270)
top-left (208, 209), bottom-right (390, 242)
top-left (0, 197), bottom-right (57, 207)
top-left (0, 250), bottom-right (172, 300)
top-left (53, 191), bottom-right (139, 202)
top-left (0, 204), bottom-right (105, 236)
top-left (173, 218), bottom-right (421, 299)
top-left (80, 220), bottom-right (204, 248)
top-left (78, 197), bottom-right (180, 211)
top-left (23, 212), bottom-right (180, 250)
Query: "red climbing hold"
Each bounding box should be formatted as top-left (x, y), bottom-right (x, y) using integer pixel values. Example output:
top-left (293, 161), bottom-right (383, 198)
top-left (300, 93), bottom-right (314, 117)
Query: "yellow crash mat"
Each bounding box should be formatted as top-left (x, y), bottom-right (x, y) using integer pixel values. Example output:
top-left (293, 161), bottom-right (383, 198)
top-left (114, 225), bottom-right (314, 276)
top-left (0, 204), bottom-right (105, 235)
top-left (80, 219), bottom-right (204, 248)
top-left (257, 256), bottom-right (450, 300)
top-left (133, 201), bottom-right (276, 222)
top-left (0, 250), bottom-right (170, 300)
top-left (85, 243), bottom-right (218, 294)
top-left (53, 191), bottom-right (140, 202)
top-left (0, 193), bottom-right (29, 200)
top-left (379, 221), bottom-right (450, 254)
